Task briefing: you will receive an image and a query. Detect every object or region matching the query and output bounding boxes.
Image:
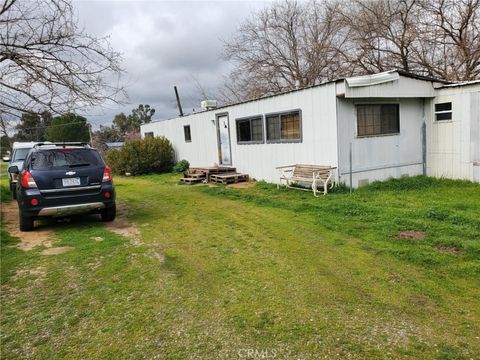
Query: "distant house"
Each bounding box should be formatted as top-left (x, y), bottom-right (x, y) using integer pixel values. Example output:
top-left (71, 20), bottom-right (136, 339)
top-left (105, 142), bottom-right (124, 150)
top-left (141, 71), bottom-right (480, 187)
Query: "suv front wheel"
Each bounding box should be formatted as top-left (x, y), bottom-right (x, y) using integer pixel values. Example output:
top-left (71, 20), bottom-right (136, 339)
top-left (101, 203), bottom-right (116, 222)
top-left (19, 210), bottom-right (34, 231)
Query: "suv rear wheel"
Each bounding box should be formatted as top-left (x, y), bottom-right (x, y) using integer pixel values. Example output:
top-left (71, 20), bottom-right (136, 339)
top-left (101, 203), bottom-right (116, 222)
top-left (19, 210), bottom-right (34, 231)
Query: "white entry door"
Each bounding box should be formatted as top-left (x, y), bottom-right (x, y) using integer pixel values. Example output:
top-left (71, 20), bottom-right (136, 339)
top-left (216, 114), bottom-right (232, 165)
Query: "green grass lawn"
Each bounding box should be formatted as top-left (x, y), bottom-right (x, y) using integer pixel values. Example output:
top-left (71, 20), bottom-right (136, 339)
top-left (1, 167), bottom-right (479, 359)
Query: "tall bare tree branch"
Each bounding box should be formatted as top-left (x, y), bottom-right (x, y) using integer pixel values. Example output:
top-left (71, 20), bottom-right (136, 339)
top-left (221, 0), bottom-right (349, 102)
top-left (0, 0), bottom-right (126, 125)
top-left (221, 0), bottom-right (480, 102)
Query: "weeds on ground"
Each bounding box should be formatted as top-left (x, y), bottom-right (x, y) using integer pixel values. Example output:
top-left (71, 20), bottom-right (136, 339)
top-left (200, 176), bottom-right (480, 275)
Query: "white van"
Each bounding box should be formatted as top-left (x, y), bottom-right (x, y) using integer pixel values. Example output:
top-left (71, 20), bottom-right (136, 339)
top-left (8, 142), bottom-right (50, 198)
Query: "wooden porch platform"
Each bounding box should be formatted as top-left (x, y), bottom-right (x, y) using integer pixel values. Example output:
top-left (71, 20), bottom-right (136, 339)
top-left (210, 173), bottom-right (249, 184)
top-left (180, 166), bottom-right (248, 185)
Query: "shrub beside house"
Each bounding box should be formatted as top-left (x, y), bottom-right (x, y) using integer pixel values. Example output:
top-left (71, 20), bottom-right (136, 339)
top-left (106, 136), bottom-right (174, 175)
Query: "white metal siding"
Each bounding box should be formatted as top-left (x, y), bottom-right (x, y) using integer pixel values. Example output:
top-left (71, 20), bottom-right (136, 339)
top-left (141, 83), bottom-right (339, 183)
top-left (337, 97), bottom-right (425, 187)
top-left (344, 76), bottom-right (436, 98)
top-left (427, 84), bottom-right (480, 182)
top-left (141, 114), bottom-right (219, 166)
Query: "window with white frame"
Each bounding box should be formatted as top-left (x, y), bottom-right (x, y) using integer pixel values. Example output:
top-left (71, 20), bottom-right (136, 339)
top-left (356, 104), bottom-right (399, 137)
top-left (266, 110), bottom-right (301, 142)
top-left (236, 116), bottom-right (263, 143)
top-left (434, 102), bottom-right (452, 121)
top-left (144, 132), bottom-right (154, 138)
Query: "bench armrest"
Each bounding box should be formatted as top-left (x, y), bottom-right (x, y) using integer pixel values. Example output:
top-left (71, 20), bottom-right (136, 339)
top-left (279, 168), bottom-right (293, 178)
top-left (278, 166), bottom-right (295, 187)
top-left (277, 165), bottom-right (294, 177)
top-left (313, 169), bottom-right (334, 182)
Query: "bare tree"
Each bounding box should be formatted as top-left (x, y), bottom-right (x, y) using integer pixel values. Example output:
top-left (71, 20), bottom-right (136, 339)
top-left (0, 0), bottom-right (126, 137)
top-left (335, 0), bottom-right (423, 74)
top-left (418, 0), bottom-right (480, 80)
top-left (222, 0), bottom-right (349, 102)
top-left (222, 0), bottom-right (480, 102)
top-left (191, 74), bottom-right (218, 105)
top-left (338, 0), bottom-right (480, 80)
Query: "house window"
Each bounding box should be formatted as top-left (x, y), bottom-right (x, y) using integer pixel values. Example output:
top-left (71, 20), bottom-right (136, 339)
top-left (236, 116), bottom-right (263, 143)
top-left (144, 132), bottom-right (154, 138)
top-left (184, 125), bottom-right (191, 142)
top-left (266, 110), bottom-right (301, 142)
top-left (435, 102), bottom-right (452, 121)
top-left (356, 104), bottom-right (399, 137)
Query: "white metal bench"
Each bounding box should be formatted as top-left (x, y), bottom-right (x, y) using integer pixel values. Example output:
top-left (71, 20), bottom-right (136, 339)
top-left (276, 164), bottom-right (337, 196)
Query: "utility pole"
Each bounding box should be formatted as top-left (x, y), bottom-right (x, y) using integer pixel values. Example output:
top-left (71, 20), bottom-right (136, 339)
top-left (88, 123), bottom-right (94, 146)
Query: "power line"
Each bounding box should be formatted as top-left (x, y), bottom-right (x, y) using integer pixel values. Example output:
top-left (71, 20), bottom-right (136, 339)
top-left (16, 120), bottom-right (99, 132)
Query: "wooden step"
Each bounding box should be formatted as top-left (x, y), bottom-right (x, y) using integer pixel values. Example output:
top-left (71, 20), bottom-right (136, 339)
top-left (210, 173), bottom-right (249, 184)
top-left (180, 177), bottom-right (203, 184)
top-left (188, 173), bottom-right (206, 179)
top-left (189, 166), bottom-right (236, 174)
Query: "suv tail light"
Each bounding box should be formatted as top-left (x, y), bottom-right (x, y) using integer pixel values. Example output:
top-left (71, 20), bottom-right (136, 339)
top-left (20, 171), bottom-right (38, 188)
top-left (102, 166), bottom-right (112, 182)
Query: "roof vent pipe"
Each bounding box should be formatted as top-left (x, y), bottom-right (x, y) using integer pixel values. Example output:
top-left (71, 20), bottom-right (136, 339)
top-left (174, 86), bottom-right (184, 116)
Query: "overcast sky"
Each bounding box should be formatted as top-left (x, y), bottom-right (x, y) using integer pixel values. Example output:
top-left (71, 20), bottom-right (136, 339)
top-left (74, 0), bottom-right (268, 128)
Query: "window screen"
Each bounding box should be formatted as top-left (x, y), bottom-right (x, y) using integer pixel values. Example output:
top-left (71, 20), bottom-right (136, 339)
top-left (144, 132), bottom-right (154, 138)
top-left (266, 111), bottom-right (301, 141)
top-left (356, 104), bottom-right (399, 137)
top-left (236, 117), bottom-right (263, 143)
top-left (266, 115), bottom-right (281, 141)
top-left (434, 102), bottom-right (452, 121)
top-left (184, 125), bottom-right (191, 142)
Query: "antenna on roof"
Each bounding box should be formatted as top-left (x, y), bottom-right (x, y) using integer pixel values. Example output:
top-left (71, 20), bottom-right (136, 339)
top-left (174, 86), bottom-right (184, 117)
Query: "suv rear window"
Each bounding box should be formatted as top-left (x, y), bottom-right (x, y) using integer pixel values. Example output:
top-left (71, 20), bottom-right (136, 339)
top-left (30, 149), bottom-right (104, 170)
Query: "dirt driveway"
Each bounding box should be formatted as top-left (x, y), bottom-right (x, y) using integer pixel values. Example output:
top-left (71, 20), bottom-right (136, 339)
top-left (1, 201), bottom-right (139, 251)
top-left (1, 201), bottom-right (55, 251)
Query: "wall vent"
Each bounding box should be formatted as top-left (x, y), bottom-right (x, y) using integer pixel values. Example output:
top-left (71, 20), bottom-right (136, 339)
top-left (358, 179), bottom-right (369, 187)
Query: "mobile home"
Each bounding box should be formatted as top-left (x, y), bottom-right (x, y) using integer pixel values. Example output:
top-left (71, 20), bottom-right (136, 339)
top-left (141, 71), bottom-right (480, 187)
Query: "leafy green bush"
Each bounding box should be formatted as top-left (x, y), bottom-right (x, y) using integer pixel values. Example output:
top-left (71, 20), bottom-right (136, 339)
top-left (105, 147), bottom-right (122, 171)
top-left (173, 159), bottom-right (190, 173)
top-left (105, 136), bottom-right (174, 175)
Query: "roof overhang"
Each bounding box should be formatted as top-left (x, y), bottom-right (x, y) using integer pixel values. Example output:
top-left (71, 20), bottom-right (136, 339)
top-left (345, 71), bottom-right (400, 87)
top-left (339, 71), bottom-right (436, 98)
